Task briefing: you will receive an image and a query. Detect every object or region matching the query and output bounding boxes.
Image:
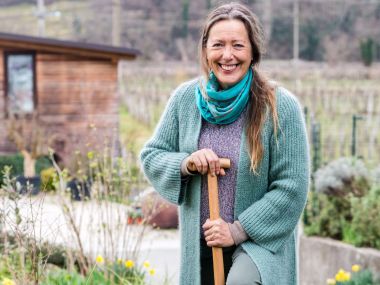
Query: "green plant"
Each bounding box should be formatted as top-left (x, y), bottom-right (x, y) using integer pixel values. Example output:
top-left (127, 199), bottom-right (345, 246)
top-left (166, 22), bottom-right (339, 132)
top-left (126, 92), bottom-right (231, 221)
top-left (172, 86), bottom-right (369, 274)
top-left (304, 192), bottom-right (351, 240)
top-left (71, 147), bottom-right (143, 204)
top-left (360, 37), bottom-right (375, 67)
top-left (349, 185), bottom-right (380, 249)
top-left (327, 265), bottom-right (380, 285)
top-left (305, 159), bottom-right (380, 250)
top-left (40, 167), bottom-right (57, 192)
top-left (372, 165), bottom-right (380, 186)
top-left (0, 154), bottom-right (23, 185)
top-left (36, 156), bottom-right (53, 175)
top-left (0, 154), bottom-right (53, 186)
top-left (41, 269), bottom-right (86, 285)
top-left (314, 157), bottom-right (370, 197)
top-left (84, 257), bottom-right (154, 285)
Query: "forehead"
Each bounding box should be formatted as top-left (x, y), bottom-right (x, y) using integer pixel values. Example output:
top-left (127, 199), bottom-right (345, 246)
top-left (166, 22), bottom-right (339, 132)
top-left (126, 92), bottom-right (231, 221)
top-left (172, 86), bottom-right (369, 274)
top-left (208, 19), bottom-right (249, 41)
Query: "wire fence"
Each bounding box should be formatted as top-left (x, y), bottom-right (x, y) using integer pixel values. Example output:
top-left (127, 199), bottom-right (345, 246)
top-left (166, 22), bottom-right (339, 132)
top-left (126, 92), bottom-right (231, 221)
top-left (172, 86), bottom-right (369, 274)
top-left (120, 61), bottom-right (380, 169)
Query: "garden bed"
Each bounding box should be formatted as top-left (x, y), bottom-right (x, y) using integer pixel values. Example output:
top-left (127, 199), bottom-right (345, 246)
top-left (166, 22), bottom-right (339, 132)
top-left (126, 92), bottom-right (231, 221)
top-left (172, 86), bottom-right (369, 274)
top-left (299, 235), bottom-right (380, 285)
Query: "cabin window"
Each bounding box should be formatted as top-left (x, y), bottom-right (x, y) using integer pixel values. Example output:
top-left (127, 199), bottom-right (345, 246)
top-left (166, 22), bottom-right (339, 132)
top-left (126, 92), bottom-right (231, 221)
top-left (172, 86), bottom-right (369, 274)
top-left (5, 53), bottom-right (36, 114)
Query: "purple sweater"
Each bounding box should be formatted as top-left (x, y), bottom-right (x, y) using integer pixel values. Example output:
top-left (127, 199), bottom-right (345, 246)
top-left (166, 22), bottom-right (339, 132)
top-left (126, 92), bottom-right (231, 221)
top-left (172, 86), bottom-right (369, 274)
top-left (198, 113), bottom-right (245, 237)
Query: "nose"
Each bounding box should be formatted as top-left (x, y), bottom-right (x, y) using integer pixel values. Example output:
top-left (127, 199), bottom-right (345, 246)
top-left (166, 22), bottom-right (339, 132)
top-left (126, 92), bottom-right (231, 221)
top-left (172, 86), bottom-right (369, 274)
top-left (222, 46), bottom-right (233, 61)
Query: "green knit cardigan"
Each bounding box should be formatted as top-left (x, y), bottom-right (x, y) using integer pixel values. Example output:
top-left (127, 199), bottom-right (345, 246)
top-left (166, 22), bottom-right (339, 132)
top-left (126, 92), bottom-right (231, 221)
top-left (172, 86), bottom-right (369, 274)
top-left (140, 78), bottom-right (310, 285)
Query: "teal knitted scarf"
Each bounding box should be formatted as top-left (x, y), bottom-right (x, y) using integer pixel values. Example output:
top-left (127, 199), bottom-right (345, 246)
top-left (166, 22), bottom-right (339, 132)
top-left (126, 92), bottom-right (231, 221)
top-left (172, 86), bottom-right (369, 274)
top-left (195, 68), bottom-right (252, 125)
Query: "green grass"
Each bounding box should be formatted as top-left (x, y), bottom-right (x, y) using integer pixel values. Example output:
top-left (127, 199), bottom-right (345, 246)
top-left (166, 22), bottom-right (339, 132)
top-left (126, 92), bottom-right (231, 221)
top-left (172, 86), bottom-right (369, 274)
top-left (119, 105), bottom-right (153, 155)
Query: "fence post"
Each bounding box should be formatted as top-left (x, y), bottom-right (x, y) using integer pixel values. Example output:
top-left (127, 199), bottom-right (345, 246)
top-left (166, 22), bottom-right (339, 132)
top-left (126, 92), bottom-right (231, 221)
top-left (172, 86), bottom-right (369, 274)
top-left (351, 115), bottom-right (364, 157)
top-left (311, 121), bottom-right (321, 172)
top-left (303, 106), bottom-right (308, 126)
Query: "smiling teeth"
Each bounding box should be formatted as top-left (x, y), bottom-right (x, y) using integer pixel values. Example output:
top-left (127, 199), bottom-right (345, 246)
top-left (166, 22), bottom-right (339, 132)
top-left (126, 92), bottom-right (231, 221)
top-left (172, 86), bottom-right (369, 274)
top-left (221, 64), bottom-right (237, 71)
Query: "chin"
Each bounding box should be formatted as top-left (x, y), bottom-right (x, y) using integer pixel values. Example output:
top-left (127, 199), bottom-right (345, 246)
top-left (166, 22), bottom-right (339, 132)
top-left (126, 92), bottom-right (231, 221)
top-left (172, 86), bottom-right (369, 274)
top-left (217, 75), bottom-right (243, 88)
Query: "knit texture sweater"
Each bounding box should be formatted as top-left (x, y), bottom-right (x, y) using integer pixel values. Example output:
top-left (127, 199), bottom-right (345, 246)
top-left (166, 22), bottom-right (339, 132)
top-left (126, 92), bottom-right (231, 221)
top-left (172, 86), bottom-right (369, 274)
top-left (140, 78), bottom-right (310, 285)
top-left (199, 113), bottom-right (244, 238)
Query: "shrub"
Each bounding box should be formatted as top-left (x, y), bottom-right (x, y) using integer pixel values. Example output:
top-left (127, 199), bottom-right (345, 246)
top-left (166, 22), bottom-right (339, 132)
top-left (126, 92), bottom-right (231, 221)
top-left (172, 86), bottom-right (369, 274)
top-left (35, 156), bottom-right (53, 175)
top-left (314, 157), bottom-right (370, 197)
top-left (360, 37), bottom-right (375, 67)
top-left (372, 165), bottom-right (380, 186)
top-left (305, 158), bottom-right (380, 249)
top-left (349, 185), bottom-right (380, 249)
top-left (0, 154), bottom-right (53, 186)
top-left (304, 192), bottom-right (351, 240)
top-left (0, 154), bottom-right (23, 185)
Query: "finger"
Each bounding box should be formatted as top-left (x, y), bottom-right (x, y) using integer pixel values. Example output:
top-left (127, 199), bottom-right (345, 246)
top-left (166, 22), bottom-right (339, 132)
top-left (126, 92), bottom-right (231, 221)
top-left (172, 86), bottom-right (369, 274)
top-left (197, 152), bottom-right (209, 174)
top-left (202, 219), bottom-right (212, 230)
top-left (204, 149), bottom-right (219, 176)
top-left (193, 153), bottom-right (208, 174)
top-left (220, 168), bottom-right (226, 176)
top-left (191, 155), bottom-right (203, 173)
top-left (204, 228), bottom-right (213, 237)
top-left (207, 239), bottom-right (221, 247)
top-left (205, 233), bottom-right (213, 242)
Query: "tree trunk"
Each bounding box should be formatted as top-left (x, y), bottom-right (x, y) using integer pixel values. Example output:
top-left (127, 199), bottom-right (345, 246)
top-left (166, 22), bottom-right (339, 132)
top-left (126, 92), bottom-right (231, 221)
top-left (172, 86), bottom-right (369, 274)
top-left (22, 150), bottom-right (36, 177)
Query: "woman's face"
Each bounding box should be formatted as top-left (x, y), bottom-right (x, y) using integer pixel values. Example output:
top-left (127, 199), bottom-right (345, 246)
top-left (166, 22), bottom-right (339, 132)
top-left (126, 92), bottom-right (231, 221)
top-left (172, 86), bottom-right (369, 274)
top-left (205, 19), bottom-right (252, 89)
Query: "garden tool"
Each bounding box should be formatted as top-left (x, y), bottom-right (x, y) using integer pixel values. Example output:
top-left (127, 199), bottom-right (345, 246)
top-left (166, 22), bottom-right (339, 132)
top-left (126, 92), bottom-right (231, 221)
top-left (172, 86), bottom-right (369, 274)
top-left (188, 158), bottom-right (231, 285)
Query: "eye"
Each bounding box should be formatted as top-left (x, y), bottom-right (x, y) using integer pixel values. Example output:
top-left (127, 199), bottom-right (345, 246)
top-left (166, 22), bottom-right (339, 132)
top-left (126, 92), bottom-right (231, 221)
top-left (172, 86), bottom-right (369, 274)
top-left (234, 43), bottom-right (244, 48)
top-left (212, 43), bottom-right (223, 48)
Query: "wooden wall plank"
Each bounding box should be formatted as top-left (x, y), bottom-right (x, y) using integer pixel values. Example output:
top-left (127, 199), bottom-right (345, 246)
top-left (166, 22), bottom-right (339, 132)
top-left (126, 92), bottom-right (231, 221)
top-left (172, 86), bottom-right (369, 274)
top-left (1, 51), bottom-right (120, 162)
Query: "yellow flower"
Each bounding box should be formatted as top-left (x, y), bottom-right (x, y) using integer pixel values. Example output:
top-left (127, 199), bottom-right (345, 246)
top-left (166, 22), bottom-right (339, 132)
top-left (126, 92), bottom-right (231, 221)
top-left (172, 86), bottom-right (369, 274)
top-left (335, 269), bottom-right (351, 282)
top-left (352, 264), bottom-right (361, 272)
top-left (149, 268), bottom-right (156, 276)
top-left (117, 258), bottom-right (122, 264)
top-left (327, 278), bottom-right (336, 285)
top-left (87, 151), bottom-right (94, 160)
top-left (2, 278), bottom-right (15, 285)
top-left (143, 261), bottom-right (151, 268)
top-left (95, 255), bottom-right (104, 264)
top-left (125, 259), bottom-right (134, 268)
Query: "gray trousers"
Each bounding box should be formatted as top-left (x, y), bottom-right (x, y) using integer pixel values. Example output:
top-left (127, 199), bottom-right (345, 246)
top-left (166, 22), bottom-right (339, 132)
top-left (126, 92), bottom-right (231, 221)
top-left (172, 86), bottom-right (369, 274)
top-left (200, 242), bottom-right (262, 285)
top-left (226, 246), bottom-right (262, 285)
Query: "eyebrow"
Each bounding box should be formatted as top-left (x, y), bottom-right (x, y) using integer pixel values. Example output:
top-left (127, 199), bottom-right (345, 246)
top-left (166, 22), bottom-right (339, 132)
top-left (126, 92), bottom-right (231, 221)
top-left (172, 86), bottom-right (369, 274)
top-left (208, 39), bottom-right (247, 43)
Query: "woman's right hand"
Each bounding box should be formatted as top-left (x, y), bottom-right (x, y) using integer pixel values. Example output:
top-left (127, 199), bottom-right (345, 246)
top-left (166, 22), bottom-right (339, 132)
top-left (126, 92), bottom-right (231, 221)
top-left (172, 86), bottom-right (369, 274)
top-left (187, 149), bottom-right (226, 176)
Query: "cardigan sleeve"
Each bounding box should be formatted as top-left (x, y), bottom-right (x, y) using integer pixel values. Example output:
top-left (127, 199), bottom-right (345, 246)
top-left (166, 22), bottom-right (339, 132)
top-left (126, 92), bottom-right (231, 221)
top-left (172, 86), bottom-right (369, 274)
top-left (140, 85), bottom-right (191, 205)
top-left (238, 87), bottom-right (310, 254)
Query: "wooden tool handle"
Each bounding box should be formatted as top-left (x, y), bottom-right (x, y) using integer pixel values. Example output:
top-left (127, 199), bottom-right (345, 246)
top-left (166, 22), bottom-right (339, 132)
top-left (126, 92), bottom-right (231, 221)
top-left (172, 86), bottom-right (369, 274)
top-left (208, 173), bottom-right (225, 285)
top-left (188, 157), bottom-right (230, 285)
top-left (187, 158), bottom-right (231, 173)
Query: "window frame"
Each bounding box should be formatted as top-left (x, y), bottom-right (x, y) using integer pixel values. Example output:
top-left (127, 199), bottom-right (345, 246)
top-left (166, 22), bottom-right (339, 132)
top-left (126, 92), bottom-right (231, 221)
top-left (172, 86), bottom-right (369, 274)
top-left (4, 51), bottom-right (37, 117)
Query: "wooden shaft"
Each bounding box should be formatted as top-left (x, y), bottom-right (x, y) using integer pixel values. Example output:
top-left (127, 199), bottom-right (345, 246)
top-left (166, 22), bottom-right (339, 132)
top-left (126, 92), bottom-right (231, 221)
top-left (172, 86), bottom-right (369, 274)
top-left (187, 157), bottom-right (230, 285)
top-left (208, 172), bottom-right (225, 285)
top-left (187, 158), bottom-right (231, 173)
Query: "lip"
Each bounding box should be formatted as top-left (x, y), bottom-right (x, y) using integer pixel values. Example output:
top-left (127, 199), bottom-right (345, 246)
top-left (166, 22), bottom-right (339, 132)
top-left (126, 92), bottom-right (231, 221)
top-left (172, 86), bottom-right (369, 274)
top-left (218, 63), bottom-right (240, 72)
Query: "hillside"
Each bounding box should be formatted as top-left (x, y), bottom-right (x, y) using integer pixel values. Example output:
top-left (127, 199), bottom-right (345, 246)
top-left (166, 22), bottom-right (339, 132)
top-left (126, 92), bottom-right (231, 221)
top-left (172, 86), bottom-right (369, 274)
top-left (0, 0), bottom-right (379, 62)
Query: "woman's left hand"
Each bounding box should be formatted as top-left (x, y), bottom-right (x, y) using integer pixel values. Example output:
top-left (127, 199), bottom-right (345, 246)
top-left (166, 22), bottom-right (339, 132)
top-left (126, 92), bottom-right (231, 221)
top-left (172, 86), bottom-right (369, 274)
top-left (203, 218), bottom-right (234, 247)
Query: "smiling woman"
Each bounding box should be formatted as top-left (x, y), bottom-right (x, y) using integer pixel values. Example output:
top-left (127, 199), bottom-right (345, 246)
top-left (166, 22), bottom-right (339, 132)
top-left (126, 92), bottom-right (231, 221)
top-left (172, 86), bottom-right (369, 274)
top-left (205, 19), bottom-right (252, 89)
top-left (140, 3), bottom-right (310, 285)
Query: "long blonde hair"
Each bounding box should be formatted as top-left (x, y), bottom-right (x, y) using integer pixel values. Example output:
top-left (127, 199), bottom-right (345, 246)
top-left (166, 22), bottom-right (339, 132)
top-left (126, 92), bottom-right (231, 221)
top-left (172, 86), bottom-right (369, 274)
top-left (199, 2), bottom-right (279, 172)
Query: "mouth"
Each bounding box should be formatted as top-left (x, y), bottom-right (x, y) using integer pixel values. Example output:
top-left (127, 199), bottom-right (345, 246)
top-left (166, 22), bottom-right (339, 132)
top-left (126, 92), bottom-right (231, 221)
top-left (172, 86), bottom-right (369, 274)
top-left (219, 63), bottom-right (239, 71)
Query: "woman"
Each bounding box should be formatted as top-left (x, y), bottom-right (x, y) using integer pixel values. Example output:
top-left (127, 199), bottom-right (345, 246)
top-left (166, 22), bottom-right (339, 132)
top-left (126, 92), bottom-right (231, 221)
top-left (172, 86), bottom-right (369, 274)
top-left (140, 2), bottom-right (309, 285)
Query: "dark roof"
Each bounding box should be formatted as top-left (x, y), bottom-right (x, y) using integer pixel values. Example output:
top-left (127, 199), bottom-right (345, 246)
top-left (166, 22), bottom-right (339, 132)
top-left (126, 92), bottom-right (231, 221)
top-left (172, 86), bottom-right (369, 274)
top-left (0, 32), bottom-right (140, 60)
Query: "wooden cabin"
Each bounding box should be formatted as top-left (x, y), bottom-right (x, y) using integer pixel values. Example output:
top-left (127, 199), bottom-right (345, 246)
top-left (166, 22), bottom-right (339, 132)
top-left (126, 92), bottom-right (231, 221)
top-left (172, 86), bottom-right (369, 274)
top-left (0, 32), bottom-right (139, 165)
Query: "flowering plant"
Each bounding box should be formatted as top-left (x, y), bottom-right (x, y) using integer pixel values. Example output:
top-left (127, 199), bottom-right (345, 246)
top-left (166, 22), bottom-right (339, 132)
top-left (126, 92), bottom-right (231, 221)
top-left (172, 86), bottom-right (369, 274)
top-left (327, 265), bottom-right (380, 285)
